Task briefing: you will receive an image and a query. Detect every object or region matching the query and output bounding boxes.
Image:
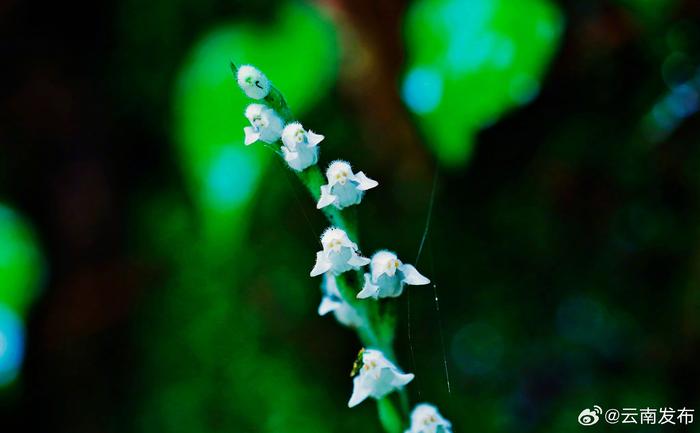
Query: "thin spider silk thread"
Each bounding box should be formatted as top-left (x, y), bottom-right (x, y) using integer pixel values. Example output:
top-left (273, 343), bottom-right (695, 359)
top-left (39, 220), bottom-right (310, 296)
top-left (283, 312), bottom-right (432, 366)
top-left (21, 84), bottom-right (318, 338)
top-left (267, 145), bottom-right (321, 245)
top-left (428, 235), bottom-right (451, 395)
top-left (407, 166), bottom-right (439, 399)
top-left (410, 165), bottom-right (452, 395)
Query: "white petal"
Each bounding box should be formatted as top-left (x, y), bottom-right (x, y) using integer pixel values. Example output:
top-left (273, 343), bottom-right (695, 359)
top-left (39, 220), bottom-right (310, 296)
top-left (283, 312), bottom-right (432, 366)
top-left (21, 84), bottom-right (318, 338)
top-left (391, 372), bottom-right (415, 387)
top-left (348, 252), bottom-right (370, 268)
top-left (357, 273), bottom-right (378, 299)
top-left (283, 148), bottom-right (299, 161)
top-left (244, 127), bottom-right (259, 145)
top-left (316, 185), bottom-right (336, 209)
top-left (352, 171), bottom-right (379, 191)
top-left (318, 296), bottom-right (338, 316)
top-left (310, 251), bottom-right (332, 277)
top-left (399, 264), bottom-right (430, 285)
top-left (323, 274), bottom-right (341, 297)
top-left (307, 130), bottom-right (324, 147)
top-left (348, 378), bottom-right (372, 408)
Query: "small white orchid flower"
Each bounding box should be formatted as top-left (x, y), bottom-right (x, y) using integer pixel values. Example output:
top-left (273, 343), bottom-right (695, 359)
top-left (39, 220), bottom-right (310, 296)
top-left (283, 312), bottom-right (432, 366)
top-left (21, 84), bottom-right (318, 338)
top-left (244, 103), bottom-right (284, 145)
top-left (405, 403), bottom-right (453, 433)
top-left (348, 349), bottom-right (414, 408)
top-left (318, 274), bottom-right (363, 328)
top-left (237, 65), bottom-right (270, 99)
top-left (357, 250), bottom-right (430, 299)
top-left (281, 122), bottom-right (322, 172)
top-left (310, 228), bottom-right (370, 277)
top-left (317, 160), bottom-right (378, 210)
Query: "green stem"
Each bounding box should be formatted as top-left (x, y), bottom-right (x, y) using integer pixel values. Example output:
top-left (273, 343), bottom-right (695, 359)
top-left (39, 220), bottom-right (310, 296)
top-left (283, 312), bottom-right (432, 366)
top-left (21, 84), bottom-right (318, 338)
top-left (231, 65), bottom-right (407, 430)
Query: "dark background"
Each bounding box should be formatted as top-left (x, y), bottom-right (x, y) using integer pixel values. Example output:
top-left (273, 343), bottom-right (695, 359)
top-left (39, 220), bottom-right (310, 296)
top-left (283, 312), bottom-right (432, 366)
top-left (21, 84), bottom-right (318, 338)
top-left (1, 0), bottom-right (700, 432)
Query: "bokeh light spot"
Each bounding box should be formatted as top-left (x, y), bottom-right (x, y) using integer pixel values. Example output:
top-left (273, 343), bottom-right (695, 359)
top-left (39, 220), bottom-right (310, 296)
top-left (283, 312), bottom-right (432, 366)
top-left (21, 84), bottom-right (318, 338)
top-left (205, 147), bottom-right (260, 210)
top-left (0, 305), bottom-right (24, 387)
top-left (402, 67), bottom-right (444, 114)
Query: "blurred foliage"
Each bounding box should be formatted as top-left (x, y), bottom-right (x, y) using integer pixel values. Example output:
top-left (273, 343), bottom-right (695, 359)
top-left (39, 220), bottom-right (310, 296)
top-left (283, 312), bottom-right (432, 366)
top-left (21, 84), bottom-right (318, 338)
top-left (402, 0), bottom-right (563, 165)
top-left (617, 0), bottom-right (678, 24)
top-left (0, 304), bottom-right (23, 387)
top-left (0, 204), bottom-right (43, 388)
top-left (132, 3), bottom-right (351, 433)
top-left (0, 205), bottom-right (43, 317)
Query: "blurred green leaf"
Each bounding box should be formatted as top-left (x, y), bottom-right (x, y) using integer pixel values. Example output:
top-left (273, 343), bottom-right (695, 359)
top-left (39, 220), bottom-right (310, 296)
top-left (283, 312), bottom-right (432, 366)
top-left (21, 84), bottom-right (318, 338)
top-left (0, 204), bottom-right (44, 317)
top-left (402, 0), bottom-right (563, 165)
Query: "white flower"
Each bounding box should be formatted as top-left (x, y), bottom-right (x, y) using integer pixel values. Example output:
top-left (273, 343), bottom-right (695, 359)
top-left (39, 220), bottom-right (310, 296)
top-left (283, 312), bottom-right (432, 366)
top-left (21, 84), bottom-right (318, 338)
top-left (244, 103), bottom-right (284, 145)
top-left (237, 65), bottom-right (270, 99)
top-left (281, 122), bottom-right (322, 171)
top-left (405, 403), bottom-right (453, 433)
top-left (310, 228), bottom-right (370, 277)
top-left (318, 274), bottom-right (363, 328)
top-left (357, 250), bottom-right (430, 299)
top-left (348, 349), bottom-right (414, 408)
top-left (317, 160), bottom-right (378, 210)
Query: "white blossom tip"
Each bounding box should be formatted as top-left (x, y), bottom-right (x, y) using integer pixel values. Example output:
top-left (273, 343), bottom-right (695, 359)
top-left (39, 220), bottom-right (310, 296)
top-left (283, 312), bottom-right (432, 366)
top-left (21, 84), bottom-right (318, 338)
top-left (237, 65), bottom-right (270, 99)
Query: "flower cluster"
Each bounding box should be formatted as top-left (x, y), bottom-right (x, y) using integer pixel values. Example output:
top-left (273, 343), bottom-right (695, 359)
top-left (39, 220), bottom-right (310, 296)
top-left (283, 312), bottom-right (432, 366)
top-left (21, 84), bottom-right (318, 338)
top-left (237, 64), bottom-right (377, 186)
top-left (235, 63), bottom-right (451, 431)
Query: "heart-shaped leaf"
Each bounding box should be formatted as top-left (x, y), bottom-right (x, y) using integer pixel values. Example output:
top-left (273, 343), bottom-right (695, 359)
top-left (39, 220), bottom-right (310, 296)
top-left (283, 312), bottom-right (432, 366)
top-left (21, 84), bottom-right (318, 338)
top-left (402, 0), bottom-right (563, 165)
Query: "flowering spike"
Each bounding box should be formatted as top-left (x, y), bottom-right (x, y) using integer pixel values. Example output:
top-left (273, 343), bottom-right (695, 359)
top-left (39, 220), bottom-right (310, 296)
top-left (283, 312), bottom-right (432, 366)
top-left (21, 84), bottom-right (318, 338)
top-left (236, 64), bottom-right (270, 99)
top-left (405, 403), bottom-right (452, 433)
top-left (244, 103), bottom-right (284, 145)
top-left (281, 122), bottom-right (322, 171)
top-left (317, 160), bottom-right (378, 210)
top-left (357, 250), bottom-right (430, 299)
top-left (318, 274), bottom-right (363, 328)
top-left (310, 227), bottom-right (370, 277)
top-left (348, 349), bottom-right (414, 408)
